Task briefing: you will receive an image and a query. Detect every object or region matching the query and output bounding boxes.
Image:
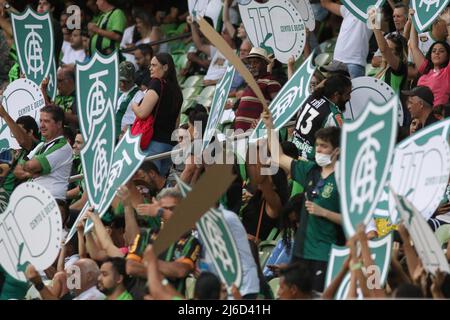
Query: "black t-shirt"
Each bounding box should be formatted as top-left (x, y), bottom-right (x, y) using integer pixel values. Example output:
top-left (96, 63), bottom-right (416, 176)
top-left (424, 112), bottom-right (441, 127)
top-left (241, 170), bottom-right (288, 240)
top-left (147, 78), bottom-right (182, 145)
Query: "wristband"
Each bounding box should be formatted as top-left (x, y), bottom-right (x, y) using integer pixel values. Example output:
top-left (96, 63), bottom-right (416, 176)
top-left (350, 261), bottom-right (362, 271)
top-left (34, 281), bottom-right (45, 292)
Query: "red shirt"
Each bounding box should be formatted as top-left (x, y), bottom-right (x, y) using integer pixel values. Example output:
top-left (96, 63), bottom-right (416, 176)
top-left (418, 60), bottom-right (450, 106)
top-left (234, 74), bottom-right (281, 132)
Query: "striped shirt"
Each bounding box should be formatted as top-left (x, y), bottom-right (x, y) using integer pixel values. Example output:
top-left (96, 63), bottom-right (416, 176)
top-left (234, 74), bottom-right (281, 131)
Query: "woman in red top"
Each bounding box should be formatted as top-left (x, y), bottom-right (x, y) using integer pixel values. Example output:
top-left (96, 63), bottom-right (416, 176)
top-left (409, 11), bottom-right (450, 106)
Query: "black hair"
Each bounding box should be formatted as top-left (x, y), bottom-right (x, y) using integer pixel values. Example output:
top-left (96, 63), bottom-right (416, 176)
top-left (315, 126), bottom-right (341, 149)
top-left (193, 272), bottom-right (222, 299)
top-left (386, 33), bottom-right (408, 63)
top-left (154, 52), bottom-right (183, 114)
top-left (103, 257), bottom-right (130, 286)
top-left (16, 116), bottom-right (40, 140)
top-left (63, 126), bottom-right (75, 146)
top-left (393, 283), bottom-right (424, 298)
top-left (423, 41), bottom-right (450, 74)
top-left (139, 160), bottom-right (161, 176)
top-left (41, 104), bottom-right (65, 126)
top-left (279, 262), bottom-right (313, 295)
top-left (312, 74), bottom-right (352, 104)
top-left (281, 141), bottom-right (299, 160)
top-left (189, 112), bottom-right (209, 139)
top-left (136, 43), bottom-right (154, 58)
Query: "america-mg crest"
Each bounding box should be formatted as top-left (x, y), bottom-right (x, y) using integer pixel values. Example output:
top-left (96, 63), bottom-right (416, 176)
top-left (11, 7), bottom-right (54, 87)
top-left (339, 96), bottom-right (398, 237)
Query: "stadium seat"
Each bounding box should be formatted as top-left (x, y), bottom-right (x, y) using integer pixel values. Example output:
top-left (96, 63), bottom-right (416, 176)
top-left (319, 38), bottom-right (337, 54)
top-left (258, 240), bottom-right (277, 268)
top-left (268, 277), bottom-right (280, 299)
top-left (182, 87), bottom-right (201, 100)
top-left (181, 75), bottom-right (204, 88)
top-left (314, 53), bottom-right (332, 68)
top-left (195, 85), bottom-right (216, 107)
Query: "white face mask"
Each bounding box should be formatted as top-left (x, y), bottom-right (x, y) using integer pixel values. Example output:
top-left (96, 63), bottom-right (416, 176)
top-left (315, 152), bottom-right (332, 167)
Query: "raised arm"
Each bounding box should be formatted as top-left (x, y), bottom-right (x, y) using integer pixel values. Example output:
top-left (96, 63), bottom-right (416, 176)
top-left (186, 15), bottom-right (211, 56)
top-left (223, 0), bottom-right (236, 39)
top-left (373, 29), bottom-right (401, 71)
top-left (144, 245), bottom-right (185, 300)
top-left (408, 9), bottom-right (426, 69)
top-left (261, 110), bottom-right (293, 174)
top-left (86, 209), bottom-right (124, 258)
top-left (0, 103), bottom-right (33, 151)
top-left (117, 185), bottom-right (140, 246)
top-left (320, 0), bottom-right (342, 17)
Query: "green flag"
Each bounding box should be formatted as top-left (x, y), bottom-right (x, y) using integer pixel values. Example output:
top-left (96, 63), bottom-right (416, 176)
top-left (11, 7), bottom-right (54, 87)
top-left (340, 0), bottom-right (386, 22)
top-left (325, 234), bottom-right (392, 299)
top-left (411, 0), bottom-right (450, 32)
top-left (249, 52), bottom-right (315, 143)
top-left (339, 96), bottom-right (398, 237)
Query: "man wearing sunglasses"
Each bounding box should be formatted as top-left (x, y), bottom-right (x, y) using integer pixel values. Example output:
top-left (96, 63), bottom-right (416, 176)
top-left (262, 111), bottom-right (344, 293)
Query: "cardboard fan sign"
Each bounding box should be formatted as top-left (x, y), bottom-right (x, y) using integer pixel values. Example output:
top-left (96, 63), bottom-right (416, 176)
top-left (325, 234), bottom-right (393, 300)
top-left (339, 95), bottom-right (398, 237)
top-left (238, 0), bottom-right (307, 63)
top-left (340, 0), bottom-right (386, 22)
top-left (374, 119), bottom-right (450, 224)
top-left (69, 51), bottom-right (146, 238)
top-left (249, 52), bottom-right (315, 143)
top-left (0, 79), bottom-right (45, 153)
top-left (411, 0), bottom-right (450, 32)
top-left (391, 190), bottom-right (450, 275)
top-left (11, 7), bottom-right (54, 89)
top-left (174, 174), bottom-right (243, 289)
top-left (188, 0), bottom-right (223, 29)
top-left (0, 183), bottom-right (62, 282)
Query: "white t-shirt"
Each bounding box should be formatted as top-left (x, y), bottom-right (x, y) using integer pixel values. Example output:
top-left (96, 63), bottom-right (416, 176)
top-left (116, 85), bottom-right (145, 129)
top-left (333, 5), bottom-right (373, 67)
top-left (30, 136), bottom-right (73, 200)
top-left (73, 286), bottom-right (105, 300)
top-left (201, 206), bottom-right (260, 297)
top-left (61, 46), bottom-right (86, 65)
top-left (120, 25), bottom-right (135, 48)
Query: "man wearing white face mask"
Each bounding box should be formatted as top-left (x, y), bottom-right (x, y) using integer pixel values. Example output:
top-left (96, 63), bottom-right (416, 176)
top-left (263, 112), bottom-right (344, 293)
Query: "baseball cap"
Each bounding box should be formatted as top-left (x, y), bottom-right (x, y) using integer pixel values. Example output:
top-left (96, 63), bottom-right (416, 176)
top-left (119, 61), bottom-right (135, 82)
top-left (402, 86), bottom-right (434, 107)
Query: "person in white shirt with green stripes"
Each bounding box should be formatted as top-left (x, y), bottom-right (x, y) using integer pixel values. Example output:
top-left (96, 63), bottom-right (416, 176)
top-left (15, 105), bottom-right (73, 200)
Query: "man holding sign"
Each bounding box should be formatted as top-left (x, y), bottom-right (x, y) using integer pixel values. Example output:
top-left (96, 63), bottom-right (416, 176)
top-left (234, 47), bottom-right (281, 132)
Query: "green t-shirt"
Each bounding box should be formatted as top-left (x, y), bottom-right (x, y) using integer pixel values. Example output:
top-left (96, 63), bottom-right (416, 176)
top-left (290, 159), bottom-right (342, 262)
top-left (54, 94), bottom-right (75, 113)
top-left (90, 8), bottom-right (126, 56)
top-left (115, 290), bottom-right (133, 300)
top-left (0, 265), bottom-right (30, 300)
